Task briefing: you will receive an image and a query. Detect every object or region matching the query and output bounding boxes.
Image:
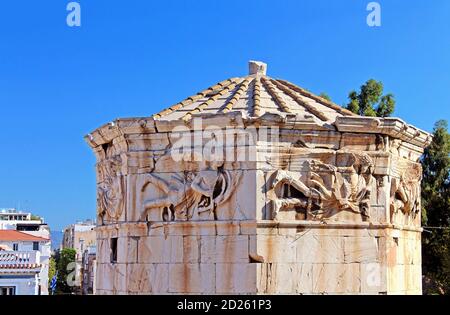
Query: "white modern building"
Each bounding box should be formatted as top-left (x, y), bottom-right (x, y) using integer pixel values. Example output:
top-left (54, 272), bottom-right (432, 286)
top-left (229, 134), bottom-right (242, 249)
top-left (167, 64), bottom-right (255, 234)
top-left (62, 220), bottom-right (96, 290)
top-left (0, 230), bottom-right (51, 295)
top-left (0, 208), bottom-right (50, 239)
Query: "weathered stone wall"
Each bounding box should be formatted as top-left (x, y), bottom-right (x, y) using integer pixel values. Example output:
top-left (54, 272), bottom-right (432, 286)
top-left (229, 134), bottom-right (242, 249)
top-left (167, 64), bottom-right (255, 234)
top-left (94, 222), bottom-right (421, 295)
top-left (256, 223), bottom-right (421, 295)
top-left (251, 126), bottom-right (423, 295)
top-left (96, 221), bottom-right (257, 294)
top-left (87, 113), bottom-right (428, 295)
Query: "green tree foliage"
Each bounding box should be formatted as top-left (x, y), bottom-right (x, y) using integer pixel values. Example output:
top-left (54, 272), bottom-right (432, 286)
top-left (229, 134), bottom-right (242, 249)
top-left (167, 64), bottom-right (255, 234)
top-left (54, 248), bottom-right (77, 294)
top-left (30, 214), bottom-right (41, 221)
top-left (48, 256), bottom-right (56, 287)
top-left (421, 120), bottom-right (450, 294)
top-left (319, 92), bottom-right (331, 102)
top-left (346, 79), bottom-right (395, 117)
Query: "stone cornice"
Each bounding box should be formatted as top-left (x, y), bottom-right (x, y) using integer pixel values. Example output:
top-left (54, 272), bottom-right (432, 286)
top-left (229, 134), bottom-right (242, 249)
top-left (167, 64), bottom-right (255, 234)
top-left (85, 117), bottom-right (156, 148)
top-left (85, 113), bottom-right (432, 150)
top-left (335, 116), bottom-right (432, 149)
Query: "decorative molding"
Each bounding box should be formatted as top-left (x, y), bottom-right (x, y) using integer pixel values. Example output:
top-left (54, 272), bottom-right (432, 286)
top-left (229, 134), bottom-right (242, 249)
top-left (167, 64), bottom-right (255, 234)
top-left (335, 116), bottom-right (432, 148)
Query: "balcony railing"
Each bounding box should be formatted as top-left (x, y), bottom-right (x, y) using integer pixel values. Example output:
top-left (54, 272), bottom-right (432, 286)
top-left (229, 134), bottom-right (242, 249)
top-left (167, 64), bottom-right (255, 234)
top-left (0, 251), bottom-right (40, 265)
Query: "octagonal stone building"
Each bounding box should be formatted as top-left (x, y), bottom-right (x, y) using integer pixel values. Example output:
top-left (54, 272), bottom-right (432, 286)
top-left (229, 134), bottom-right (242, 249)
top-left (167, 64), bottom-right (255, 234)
top-left (86, 61), bottom-right (431, 295)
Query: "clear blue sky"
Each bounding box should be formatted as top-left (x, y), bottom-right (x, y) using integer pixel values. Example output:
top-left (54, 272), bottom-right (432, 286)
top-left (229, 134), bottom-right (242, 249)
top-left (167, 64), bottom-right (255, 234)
top-left (0, 1), bottom-right (449, 231)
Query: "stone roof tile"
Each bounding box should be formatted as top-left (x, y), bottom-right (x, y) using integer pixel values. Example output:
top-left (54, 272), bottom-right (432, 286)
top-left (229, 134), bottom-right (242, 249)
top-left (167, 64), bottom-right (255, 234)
top-left (154, 61), bottom-right (354, 126)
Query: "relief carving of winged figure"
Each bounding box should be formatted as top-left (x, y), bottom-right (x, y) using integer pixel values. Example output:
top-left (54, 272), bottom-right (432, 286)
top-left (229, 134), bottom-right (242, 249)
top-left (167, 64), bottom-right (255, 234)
top-left (140, 160), bottom-right (242, 221)
top-left (269, 152), bottom-right (375, 221)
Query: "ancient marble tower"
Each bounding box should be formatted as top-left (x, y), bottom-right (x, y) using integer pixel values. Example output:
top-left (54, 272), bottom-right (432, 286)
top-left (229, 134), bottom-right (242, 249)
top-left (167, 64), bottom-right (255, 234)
top-left (86, 61), bottom-right (431, 295)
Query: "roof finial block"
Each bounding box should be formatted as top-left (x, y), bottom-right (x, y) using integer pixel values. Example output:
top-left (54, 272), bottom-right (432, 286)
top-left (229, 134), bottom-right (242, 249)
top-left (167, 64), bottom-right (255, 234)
top-left (249, 60), bottom-right (267, 75)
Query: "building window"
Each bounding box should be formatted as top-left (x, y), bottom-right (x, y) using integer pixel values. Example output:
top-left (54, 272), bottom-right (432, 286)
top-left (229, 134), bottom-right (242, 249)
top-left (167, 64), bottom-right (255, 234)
top-left (110, 238), bottom-right (118, 263)
top-left (33, 242), bottom-right (39, 251)
top-left (13, 243), bottom-right (18, 251)
top-left (0, 287), bottom-right (16, 295)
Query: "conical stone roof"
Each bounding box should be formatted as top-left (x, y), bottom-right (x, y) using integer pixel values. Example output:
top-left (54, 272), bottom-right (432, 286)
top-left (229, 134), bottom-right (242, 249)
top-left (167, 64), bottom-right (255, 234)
top-left (85, 61), bottom-right (432, 150)
top-left (153, 61), bottom-right (356, 125)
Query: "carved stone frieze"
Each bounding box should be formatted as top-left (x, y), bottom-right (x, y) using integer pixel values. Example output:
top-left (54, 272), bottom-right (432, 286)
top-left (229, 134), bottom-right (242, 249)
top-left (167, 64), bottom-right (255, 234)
top-left (268, 152), bottom-right (375, 222)
top-left (390, 159), bottom-right (422, 223)
top-left (139, 154), bottom-right (242, 222)
top-left (97, 156), bottom-right (125, 224)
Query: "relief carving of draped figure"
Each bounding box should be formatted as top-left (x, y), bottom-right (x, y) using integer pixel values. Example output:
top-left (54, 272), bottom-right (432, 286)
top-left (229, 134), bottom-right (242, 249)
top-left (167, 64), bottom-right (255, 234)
top-left (97, 156), bottom-right (125, 224)
top-left (139, 157), bottom-right (242, 222)
top-left (269, 152), bottom-right (375, 222)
